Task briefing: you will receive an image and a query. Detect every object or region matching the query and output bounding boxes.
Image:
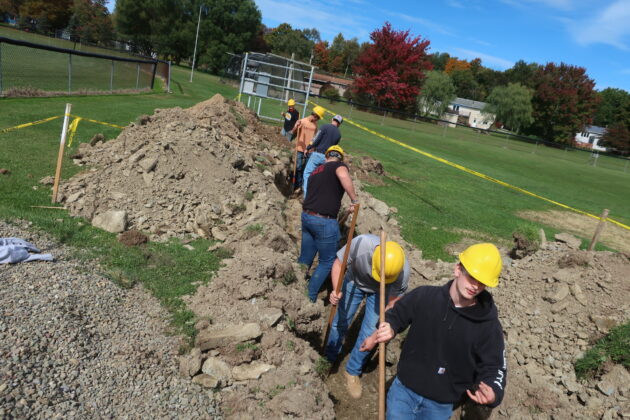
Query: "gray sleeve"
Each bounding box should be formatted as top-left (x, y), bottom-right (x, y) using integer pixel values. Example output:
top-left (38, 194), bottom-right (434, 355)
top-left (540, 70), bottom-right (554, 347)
top-left (388, 259), bottom-right (410, 296)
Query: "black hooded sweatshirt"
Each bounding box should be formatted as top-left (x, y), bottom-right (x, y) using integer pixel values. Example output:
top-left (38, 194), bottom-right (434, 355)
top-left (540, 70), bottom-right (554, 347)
top-left (385, 280), bottom-right (507, 407)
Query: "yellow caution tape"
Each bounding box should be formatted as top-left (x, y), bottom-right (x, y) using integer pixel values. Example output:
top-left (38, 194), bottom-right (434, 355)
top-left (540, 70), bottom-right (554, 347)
top-left (67, 117), bottom-right (82, 148)
top-left (69, 115), bottom-right (125, 129)
top-left (309, 101), bottom-right (630, 232)
top-left (0, 115), bottom-right (62, 134)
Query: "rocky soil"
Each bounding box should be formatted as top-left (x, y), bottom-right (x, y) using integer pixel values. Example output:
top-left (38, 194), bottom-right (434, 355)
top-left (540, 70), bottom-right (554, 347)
top-left (0, 220), bottom-right (219, 419)
top-left (3, 94), bottom-right (629, 419)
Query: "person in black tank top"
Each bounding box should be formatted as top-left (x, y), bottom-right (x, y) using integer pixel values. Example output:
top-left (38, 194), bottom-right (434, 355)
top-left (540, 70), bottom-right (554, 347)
top-left (298, 146), bottom-right (359, 302)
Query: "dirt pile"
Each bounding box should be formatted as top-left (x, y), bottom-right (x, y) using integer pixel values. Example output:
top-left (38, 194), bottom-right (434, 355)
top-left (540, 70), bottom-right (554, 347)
top-left (58, 94), bottom-right (630, 419)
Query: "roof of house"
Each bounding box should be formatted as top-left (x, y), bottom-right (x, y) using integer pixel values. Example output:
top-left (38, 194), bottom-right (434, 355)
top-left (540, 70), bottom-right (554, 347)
top-left (586, 125), bottom-right (606, 136)
top-left (311, 73), bottom-right (353, 86)
top-left (450, 97), bottom-right (487, 110)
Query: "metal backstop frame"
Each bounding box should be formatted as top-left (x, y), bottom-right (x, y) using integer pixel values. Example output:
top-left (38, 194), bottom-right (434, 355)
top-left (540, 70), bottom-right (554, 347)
top-left (236, 52), bottom-right (315, 122)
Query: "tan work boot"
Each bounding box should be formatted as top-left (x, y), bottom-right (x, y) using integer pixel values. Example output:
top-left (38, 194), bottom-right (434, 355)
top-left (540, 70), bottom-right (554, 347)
top-left (344, 371), bottom-right (362, 399)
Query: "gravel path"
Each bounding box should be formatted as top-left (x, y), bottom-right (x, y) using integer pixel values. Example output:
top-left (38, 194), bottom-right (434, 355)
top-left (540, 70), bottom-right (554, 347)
top-left (0, 221), bottom-right (220, 419)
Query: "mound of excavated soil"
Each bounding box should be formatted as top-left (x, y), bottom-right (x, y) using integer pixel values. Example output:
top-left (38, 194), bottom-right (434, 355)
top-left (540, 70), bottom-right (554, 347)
top-left (59, 94), bottom-right (630, 419)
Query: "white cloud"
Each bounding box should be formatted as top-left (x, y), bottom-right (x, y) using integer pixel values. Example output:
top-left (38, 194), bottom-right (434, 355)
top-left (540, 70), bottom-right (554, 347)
top-left (570, 0), bottom-right (630, 50)
top-left (387, 11), bottom-right (455, 36)
top-left (446, 0), bottom-right (466, 8)
top-left (256, 0), bottom-right (372, 40)
top-left (452, 48), bottom-right (514, 69)
top-left (499, 0), bottom-right (576, 10)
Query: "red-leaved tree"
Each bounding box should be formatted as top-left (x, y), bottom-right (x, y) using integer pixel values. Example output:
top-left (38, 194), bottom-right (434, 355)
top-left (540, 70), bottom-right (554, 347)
top-left (527, 62), bottom-right (599, 144)
top-left (601, 122), bottom-right (630, 155)
top-left (352, 22), bottom-right (432, 110)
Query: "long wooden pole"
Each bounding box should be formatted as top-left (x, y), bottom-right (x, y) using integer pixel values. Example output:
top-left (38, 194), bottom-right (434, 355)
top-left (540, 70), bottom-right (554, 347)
top-left (52, 103), bottom-right (72, 203)
top-left (322, 204), bottom-right (360, 347)
top-left (378, 230), bottom-right (387, 420)
top-left (291, 126), bottom-right (302, 189)
top-left (588, 209), bottom-right (609, 251)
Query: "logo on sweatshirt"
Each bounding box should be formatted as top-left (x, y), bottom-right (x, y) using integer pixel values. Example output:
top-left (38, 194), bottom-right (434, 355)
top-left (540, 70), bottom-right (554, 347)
top-left (437, 367), bottom-right (446, 375)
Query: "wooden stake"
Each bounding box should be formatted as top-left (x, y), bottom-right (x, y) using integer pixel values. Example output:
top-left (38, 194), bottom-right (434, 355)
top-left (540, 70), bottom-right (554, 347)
top-left (322, 204), bottom-right (360, 348)
top-left (588, 209), bottom-right (609, 251)
top-left (30, 205), bottom-right (66, 210)
top-left (291, 126), bottom-right (302, 189)
top-left (378, 229), bottom-right (387, 420)
top-left (52, 103), bottom-right (72, 203)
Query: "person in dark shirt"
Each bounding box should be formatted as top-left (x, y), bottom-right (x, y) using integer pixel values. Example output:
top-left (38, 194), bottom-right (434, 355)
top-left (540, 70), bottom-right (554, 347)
top-left (281, 99), bottom-right (300, 141)
top-left (299, 145), bottom-right (358, 302)
top-left (362, 243), bottom-right (507, 419)
top-left (302, 114), bottom-right (342, 197)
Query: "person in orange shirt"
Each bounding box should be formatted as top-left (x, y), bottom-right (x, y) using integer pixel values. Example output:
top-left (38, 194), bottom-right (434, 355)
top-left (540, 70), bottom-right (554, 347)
top-left (291, 106), bottom-right (324, 191)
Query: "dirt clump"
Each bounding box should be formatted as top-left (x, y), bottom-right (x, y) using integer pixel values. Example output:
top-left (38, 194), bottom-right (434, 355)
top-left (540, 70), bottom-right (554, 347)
top-left (118, 229), bottom-right (148, 246)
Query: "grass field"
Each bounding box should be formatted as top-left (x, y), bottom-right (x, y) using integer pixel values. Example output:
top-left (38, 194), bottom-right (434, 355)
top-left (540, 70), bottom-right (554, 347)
top-left (0, 25), bottom-right (138, 59)
top-left (1, 28), bottom-right (155, 93)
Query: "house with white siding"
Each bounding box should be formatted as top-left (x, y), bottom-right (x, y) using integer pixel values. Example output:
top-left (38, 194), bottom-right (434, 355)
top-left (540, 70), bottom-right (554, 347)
top-left (575, 125), bottom-right (607, 152)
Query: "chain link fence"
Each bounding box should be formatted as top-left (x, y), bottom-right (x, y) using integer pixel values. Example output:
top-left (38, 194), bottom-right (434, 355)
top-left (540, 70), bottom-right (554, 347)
top-left (0, 36), bottom-right (159, 96)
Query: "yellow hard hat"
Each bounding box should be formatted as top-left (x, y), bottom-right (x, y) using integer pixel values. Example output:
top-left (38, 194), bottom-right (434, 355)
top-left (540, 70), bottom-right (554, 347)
top-left (288, 99), bottom-right (296, 106)
top-left (372, 241), bottom-right (405, 284)
top-left (312, 106), bottom-right (325, 119)
top-left (458, 243), bottom-right (502, 288)
top-left (325, 145), bottom-right (344, 160)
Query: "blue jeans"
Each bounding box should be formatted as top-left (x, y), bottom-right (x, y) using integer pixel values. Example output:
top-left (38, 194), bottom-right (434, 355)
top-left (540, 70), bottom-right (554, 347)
top-left (324, 278), bottom-right (383, 376)
top-left (294, 151), bottom-right (306, 189)
top-left (387, 376), bottom-right (454, 420)
top-left (281, 127), bottom-right (294, 141)
top-left (298, 212), bottom-right (340, 302)
top-left (302, 151), bottom-right (326, 197)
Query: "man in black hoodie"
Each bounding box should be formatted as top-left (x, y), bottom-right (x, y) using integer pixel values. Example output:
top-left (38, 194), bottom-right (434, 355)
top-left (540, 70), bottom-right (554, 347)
top-left (362, 243), bottom-right (507, 419)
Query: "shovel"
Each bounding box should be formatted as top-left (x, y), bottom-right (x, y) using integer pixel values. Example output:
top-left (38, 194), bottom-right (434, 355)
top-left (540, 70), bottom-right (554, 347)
top-left (322, 204), bottom-right (360, 348)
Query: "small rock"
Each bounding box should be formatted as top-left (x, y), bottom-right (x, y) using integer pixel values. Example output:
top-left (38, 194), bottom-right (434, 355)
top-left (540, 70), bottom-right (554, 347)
top-left (232, 362), bottom-right (274, 381)
top-left (201, 357), bottom-right (232, 385)
top-left (195, 323), bottom-right (262, 351)
top-left (179, 348), bottom-right (202, 377)
top-left (211, 227), bottom-right (227, 242)
top-left (597, 380), bottom-right (616, 396)
top-left (39, 176), bottom-right (54, 185)
top-left (546, 283), bottom-right (570, 303)
top-left (554, 232), bottom-right (582, 249)
top-left (571, 283), bottom-right (587, 305)
top-left (92, 210), bottom-right (127, 233)
top-left (191, 373), bottom-right (219, 389)
top-left (139, 156), bottom-right (158, 172)
top-left (259, 308), bottom-right (283, 328)
top-left (0, 168), bottom-right (10, 175)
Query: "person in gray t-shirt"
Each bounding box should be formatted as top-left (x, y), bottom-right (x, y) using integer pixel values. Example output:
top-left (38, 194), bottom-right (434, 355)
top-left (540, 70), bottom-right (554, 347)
top-left (324, 233), bottom-right (409, 399)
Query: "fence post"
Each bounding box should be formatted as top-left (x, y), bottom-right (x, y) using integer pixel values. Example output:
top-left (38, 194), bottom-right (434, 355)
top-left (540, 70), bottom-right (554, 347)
top-left (624, 159), bottom-right (629, 173)
top-left (348, 104), bottom-right (353, 119)
top-left (136, 63), bottom-right (140, 89)
top-left (381, 110), bottom-right (386, 126)
top-left (238, 52), bottom-right (248, 102)
top-left (110, 60), bottom-right (114, 92)
top-left (587, 209), bottom-right (609, 251)
top-left (0, 41), bottom-right (3, 96)
top-left (68, 54), bottom-right (72, 93)
top-left (167, 61), bottom-right (172, 93)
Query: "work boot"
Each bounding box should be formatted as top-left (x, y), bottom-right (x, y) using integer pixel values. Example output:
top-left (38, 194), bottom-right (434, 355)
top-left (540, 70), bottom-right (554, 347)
top-left (344, 371), bottom-right (362, 399)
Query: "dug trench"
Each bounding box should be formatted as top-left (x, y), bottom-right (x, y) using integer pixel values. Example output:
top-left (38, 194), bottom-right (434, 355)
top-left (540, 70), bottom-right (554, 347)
top-left (57, 95), bottom-right (630, 419)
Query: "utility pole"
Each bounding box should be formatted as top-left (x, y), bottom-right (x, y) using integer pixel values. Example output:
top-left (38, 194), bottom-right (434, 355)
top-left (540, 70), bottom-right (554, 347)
top-left (190, 3), bottom-right (203, 83)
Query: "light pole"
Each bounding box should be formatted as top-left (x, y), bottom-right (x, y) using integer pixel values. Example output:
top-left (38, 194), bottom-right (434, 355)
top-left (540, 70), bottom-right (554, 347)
top-left (190, 3), bottom-right (203, 83)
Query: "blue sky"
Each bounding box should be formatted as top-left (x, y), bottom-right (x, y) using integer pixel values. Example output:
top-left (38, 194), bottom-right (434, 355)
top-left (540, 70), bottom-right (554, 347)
top-left (107, 0), bottom-right (630, 91)
top-left (254, 0), bottom-right (630, 92)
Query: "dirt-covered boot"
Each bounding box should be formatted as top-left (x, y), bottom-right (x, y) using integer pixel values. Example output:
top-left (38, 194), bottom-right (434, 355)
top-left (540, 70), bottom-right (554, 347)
top-left (344, 371), bottom-right (362, 399)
